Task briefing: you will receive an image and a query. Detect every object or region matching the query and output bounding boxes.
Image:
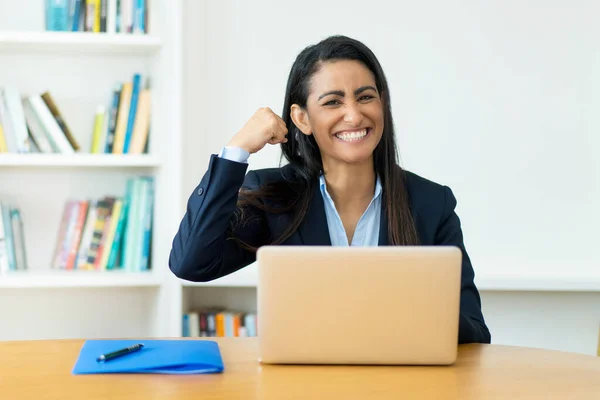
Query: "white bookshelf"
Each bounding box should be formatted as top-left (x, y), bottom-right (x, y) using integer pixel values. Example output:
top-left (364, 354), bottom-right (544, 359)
top-left (179, 261), bottom-right (600, 292)
top-left (180, 263), bottom-right (259, 288)
top-left (0, 0), bottom-right (183, 341)
top-left (0, 269), bottom-right (161, 289)
top-left (0, 153), bottom-right (161, 167)
top-left (0, 31), bottom-right (162, 54)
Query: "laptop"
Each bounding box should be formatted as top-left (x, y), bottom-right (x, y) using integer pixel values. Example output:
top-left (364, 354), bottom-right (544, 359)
top-left (256, 246), bottom-right (462, 365)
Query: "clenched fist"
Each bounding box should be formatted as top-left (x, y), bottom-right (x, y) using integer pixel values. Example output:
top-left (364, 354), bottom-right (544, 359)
top-left (227, 107), bottom-right (288, 154)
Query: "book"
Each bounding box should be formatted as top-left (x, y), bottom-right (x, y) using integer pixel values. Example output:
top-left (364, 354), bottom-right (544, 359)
top-left (182, 310), bottom-right (258, 338)
top-left (112, 81), bottom-right (132, 154)
top-left (0, 204), bottom-right (28, 272)
top-left (46, 0), bottom-right (70, 31)
top-left (9, 208), bottom-right (27, 270)
top-left (41, 92), bottom-right (81, 151)
top-left (123, 73), bottom-right (141, 153)
top-left (49, 177), bottom-right (153, 271)
top-left (28, 95), bottom-right (74, 154)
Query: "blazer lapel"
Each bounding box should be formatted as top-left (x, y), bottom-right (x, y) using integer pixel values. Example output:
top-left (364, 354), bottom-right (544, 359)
top-left (298, 180), bottom-right (332, 246)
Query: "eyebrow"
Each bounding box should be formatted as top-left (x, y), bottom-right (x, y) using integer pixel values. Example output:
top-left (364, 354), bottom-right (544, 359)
top-left (317, 85), bottom-right (377, 101)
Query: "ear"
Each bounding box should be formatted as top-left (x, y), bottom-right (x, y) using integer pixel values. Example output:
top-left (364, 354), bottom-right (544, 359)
top-left (290, 104), bottom-right (312, 136)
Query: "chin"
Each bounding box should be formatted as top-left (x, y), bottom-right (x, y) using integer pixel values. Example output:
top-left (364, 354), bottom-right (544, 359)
top-left (335, 149), bottom-right (376, 165)
top-left (332, 140), bottom-right (380, 165)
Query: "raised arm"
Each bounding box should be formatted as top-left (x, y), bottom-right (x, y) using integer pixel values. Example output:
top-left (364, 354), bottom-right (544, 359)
top-left (168, 155), bottom-right (267, 282)
top-left (169, 107), bottom-right (288, 282)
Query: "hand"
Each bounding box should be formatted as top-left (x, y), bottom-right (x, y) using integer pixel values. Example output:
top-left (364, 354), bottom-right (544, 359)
top-left (227, 107), bottom-right (288, 154)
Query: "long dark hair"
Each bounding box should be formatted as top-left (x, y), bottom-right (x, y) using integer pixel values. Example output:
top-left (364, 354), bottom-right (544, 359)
top-left (235, 35), bottom-right (419, 249)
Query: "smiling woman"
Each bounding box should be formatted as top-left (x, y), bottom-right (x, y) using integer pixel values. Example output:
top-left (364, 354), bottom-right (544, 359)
top-left (169, 35), bottom-right (491, 345)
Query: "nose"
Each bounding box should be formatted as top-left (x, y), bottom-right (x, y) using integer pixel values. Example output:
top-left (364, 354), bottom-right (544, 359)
top-left (343, 103), bottom-right (364, 126)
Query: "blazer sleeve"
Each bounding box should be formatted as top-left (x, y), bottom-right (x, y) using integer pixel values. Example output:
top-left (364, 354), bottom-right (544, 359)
top-left (436, 186), bottom-right (492, 344)
top-left (169, 155), bottom-right (269, 282)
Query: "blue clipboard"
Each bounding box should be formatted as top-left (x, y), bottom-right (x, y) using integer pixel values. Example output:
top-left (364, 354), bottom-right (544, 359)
top-left (72, 339), bottom-right (224, 375)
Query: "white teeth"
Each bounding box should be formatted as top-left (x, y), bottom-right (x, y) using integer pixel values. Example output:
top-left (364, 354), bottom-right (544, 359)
top-left (335, 129), bottom-right (368, 141)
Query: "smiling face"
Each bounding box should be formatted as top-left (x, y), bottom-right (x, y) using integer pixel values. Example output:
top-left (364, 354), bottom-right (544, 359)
top-left (291, 59), bottom-right (385, 169)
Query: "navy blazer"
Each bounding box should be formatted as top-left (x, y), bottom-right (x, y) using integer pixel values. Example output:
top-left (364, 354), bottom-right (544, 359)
top-left (169, 155), bottom-right (491, 344)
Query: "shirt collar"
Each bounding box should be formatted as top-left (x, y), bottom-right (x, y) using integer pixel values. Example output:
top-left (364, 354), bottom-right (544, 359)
top-left (319, 174), bottom-right (383, 201)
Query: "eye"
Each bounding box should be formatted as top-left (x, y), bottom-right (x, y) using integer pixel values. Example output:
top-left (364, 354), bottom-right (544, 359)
top-left (323, 99), bottom-right (341, 106)
top-left (359, 95), bottom-right (374, 102)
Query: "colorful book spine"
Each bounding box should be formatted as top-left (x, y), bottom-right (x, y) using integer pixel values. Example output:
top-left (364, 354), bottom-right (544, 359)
top-left (46, 0), bottom-right (70, 31)
top-left (106, 184), bottom-right (130, 270)
top-left (70, 0), bottom-right (82, 31)
top-left (0, 122), bottom-right (7, 153)
top-left (133, 0), bottom-right (145, 34)
top-left (9, 208), bottom-right (27, 270)
top-left (76, 201), bottom-right (98, 270)
top-left (129, 178), bottom-right (146, 271)
top-left (139, 177), bottom-right (153, 270)
top-left (123, 73), bottom-right (141, 153)
top-left (1, 203), bottom-right (16, 271)
top-left (23, 98), bottom-right (55, 153)
top-left (104, 84), bottom-right (121, 153)
top-left (41, 92), bottom-right (80, 151)
top-left (129, 85), bottom-right (151, 154)
top-left (65, 200), bottom-right (89, 270)
top-left (90, 106), bottom-right (105, 153)
top-left (28, 95), bottom-right (74, 154)
top-left (107, 0), bottom-right (117, 34)
top-left (0, 203), bottom-right (8, 273)
top-left (97, 199), bottom-right (122, 270)
top-left (182, 311), bottom-right (258, 338)
top-left (111, 81), bottom-right (132, 154)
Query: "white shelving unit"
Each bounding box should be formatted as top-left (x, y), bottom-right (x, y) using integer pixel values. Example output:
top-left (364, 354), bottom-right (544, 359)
top-left (0, 31), bottom-right (162, 54)
top-left (0, 0), bottom-right (183, 341)
top-left (179, 260), bottom-right (600, 292)
top-left (0, 269), bottom-right (161, 289)
top-left (180, 263), bottom-right (259, 288)
top-left (0, 153), bottom-right (162, 167)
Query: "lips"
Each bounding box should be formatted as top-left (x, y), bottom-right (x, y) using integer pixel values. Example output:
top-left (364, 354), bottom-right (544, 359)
top-left (334, 128), bottom-right (370, 142)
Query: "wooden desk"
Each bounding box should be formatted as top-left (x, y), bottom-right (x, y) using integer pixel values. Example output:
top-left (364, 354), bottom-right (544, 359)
top-left (1, 338), bottom-right (599, 399)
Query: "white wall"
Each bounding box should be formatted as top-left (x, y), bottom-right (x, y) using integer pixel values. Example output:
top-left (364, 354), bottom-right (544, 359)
top-left (181, 0), bottom-right (600, 355)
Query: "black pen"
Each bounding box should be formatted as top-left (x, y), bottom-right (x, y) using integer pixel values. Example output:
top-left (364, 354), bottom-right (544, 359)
top-left (97, 343), bottom-right (144, 362)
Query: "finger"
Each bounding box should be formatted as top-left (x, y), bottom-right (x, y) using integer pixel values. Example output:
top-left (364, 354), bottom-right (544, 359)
top-left (268, 131), bottom-right (287, 145)
top-left (276, 116), bottom-right (288, 133)
top-left (274, 129), bottom-right (288, 143)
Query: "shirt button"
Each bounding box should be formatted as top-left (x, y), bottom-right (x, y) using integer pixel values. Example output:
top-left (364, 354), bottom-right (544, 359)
top-left (197, 187), bottom-right (204, 196)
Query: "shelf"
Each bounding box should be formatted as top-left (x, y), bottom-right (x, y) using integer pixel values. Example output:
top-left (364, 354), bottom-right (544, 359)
top-left (0, 270), bottom-right (162, 289)
top-left (181, 262), bottom-right (600, 292)
top-left (181, 262), bottom-right (258, 288)
top-left (475, 270), bottom-right (600, 292)
top-left (0, 31), bottom-right (162, 55)
top-left (0, 153), bottom-right (161, 168)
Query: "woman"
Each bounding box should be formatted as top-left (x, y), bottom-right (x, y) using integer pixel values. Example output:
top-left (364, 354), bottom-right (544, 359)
top-left (170, 35), bottom-right (491, 344)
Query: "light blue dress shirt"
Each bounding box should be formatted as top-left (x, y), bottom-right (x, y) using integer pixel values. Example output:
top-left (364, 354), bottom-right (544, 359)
top-left (218, 146), bottom-right (382, 246)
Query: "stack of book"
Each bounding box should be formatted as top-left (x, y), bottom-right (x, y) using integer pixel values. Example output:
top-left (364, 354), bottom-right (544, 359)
top-left (0, 88), bottom-right (80, 154)
top-left (51, 176), bottom-right (154, 271)
top-left (0, 203), bottom-right (27, 273)
top-left (46, 0), bottom-right (149, 34)
top-left (0, 73), bottom-right (151, 155)
top-left (182, 309), bottom-right (258, 338)
top-left (91, 73), bottom-right (151, 154)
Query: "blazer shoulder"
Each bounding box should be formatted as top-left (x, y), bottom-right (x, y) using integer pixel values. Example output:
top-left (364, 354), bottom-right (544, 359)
top-left (243, 164), bottom-right (293, 189)
top-left (403, 169), bottom-right (447, 194)
top-left (402, 169), bottom-right (453, 212)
